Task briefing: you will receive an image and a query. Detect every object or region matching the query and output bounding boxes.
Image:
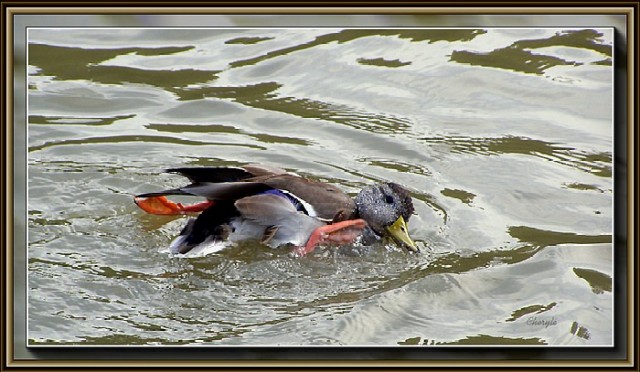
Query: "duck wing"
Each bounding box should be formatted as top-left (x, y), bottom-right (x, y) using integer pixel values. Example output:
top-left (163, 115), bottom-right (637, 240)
top-left (166, 164), bottom-right (287, 183)
top-left (261, 175), bottom-right (357, 222)
top-left (137, 165), bottom-right (357, 223)
top-left (136, 181), bottom-right (272, 201)
top-left (235, 194), bottom-right (324, 247)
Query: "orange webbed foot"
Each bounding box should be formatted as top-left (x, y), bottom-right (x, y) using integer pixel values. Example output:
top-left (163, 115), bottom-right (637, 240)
top-left (134, 195), bottom-right (214, 215)
top-left (292, 219), bottom-right (368, 257)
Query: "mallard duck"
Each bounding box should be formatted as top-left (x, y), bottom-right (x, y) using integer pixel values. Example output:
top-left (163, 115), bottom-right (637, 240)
top-left (134, 164), bottom-right (417, 256)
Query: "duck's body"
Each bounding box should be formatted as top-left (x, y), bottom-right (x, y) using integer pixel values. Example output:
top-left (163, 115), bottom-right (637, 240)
top-left (134, 165), bottom-right (416, 256)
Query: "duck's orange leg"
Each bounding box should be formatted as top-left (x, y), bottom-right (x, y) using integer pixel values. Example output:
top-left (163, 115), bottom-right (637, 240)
top-left (292, 219), bottom-right (368, 257)
top-left (134, 196), bottom-right (214, 215)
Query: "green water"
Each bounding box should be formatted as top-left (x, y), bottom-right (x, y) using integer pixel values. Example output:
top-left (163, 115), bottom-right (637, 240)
top-left (26, 27), bottom-right (613, 346)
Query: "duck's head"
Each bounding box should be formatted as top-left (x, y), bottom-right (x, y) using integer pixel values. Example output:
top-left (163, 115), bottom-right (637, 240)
top-left (354, 183), bottom-right (418, 252)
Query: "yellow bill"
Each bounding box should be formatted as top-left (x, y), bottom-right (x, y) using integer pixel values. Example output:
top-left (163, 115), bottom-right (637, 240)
top-left (385, 215), bottom-right (418, 252)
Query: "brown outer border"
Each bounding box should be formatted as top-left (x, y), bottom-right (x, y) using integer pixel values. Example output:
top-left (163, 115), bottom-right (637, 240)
top-left (2, 5), bottom-right (639, 14)
top-left (2, 3), bottom-right (636, 370)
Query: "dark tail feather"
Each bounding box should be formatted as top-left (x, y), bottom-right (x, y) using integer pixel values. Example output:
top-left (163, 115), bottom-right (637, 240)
top-left (137, 182), bottom-right (273, 201)
top-left (135, 188), bottom-right (192, 198)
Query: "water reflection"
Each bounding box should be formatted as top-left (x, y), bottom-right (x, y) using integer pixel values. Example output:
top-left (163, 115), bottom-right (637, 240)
top-left (28, 134), bottom-right (266, 152)
top-left (29, 44), bottom-right (217, 88)
top-left (506, 302), bottom-right (557, 322)
top-left (171, 81), bottom-right (415, 133)
top-left (357, 57), bottom-right (411, 68)
top-left (228, 29), bottom-right (487, 68)
top-left (451, 29), bottom-right (612, 74)
top-left (421, 135), bottom-right (612, 177)
top-left (29, 114), bottom-right (135, 126)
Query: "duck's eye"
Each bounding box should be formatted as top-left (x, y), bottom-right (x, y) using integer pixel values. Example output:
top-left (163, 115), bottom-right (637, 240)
top-left (385, 195), bottom-right (394, 204)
